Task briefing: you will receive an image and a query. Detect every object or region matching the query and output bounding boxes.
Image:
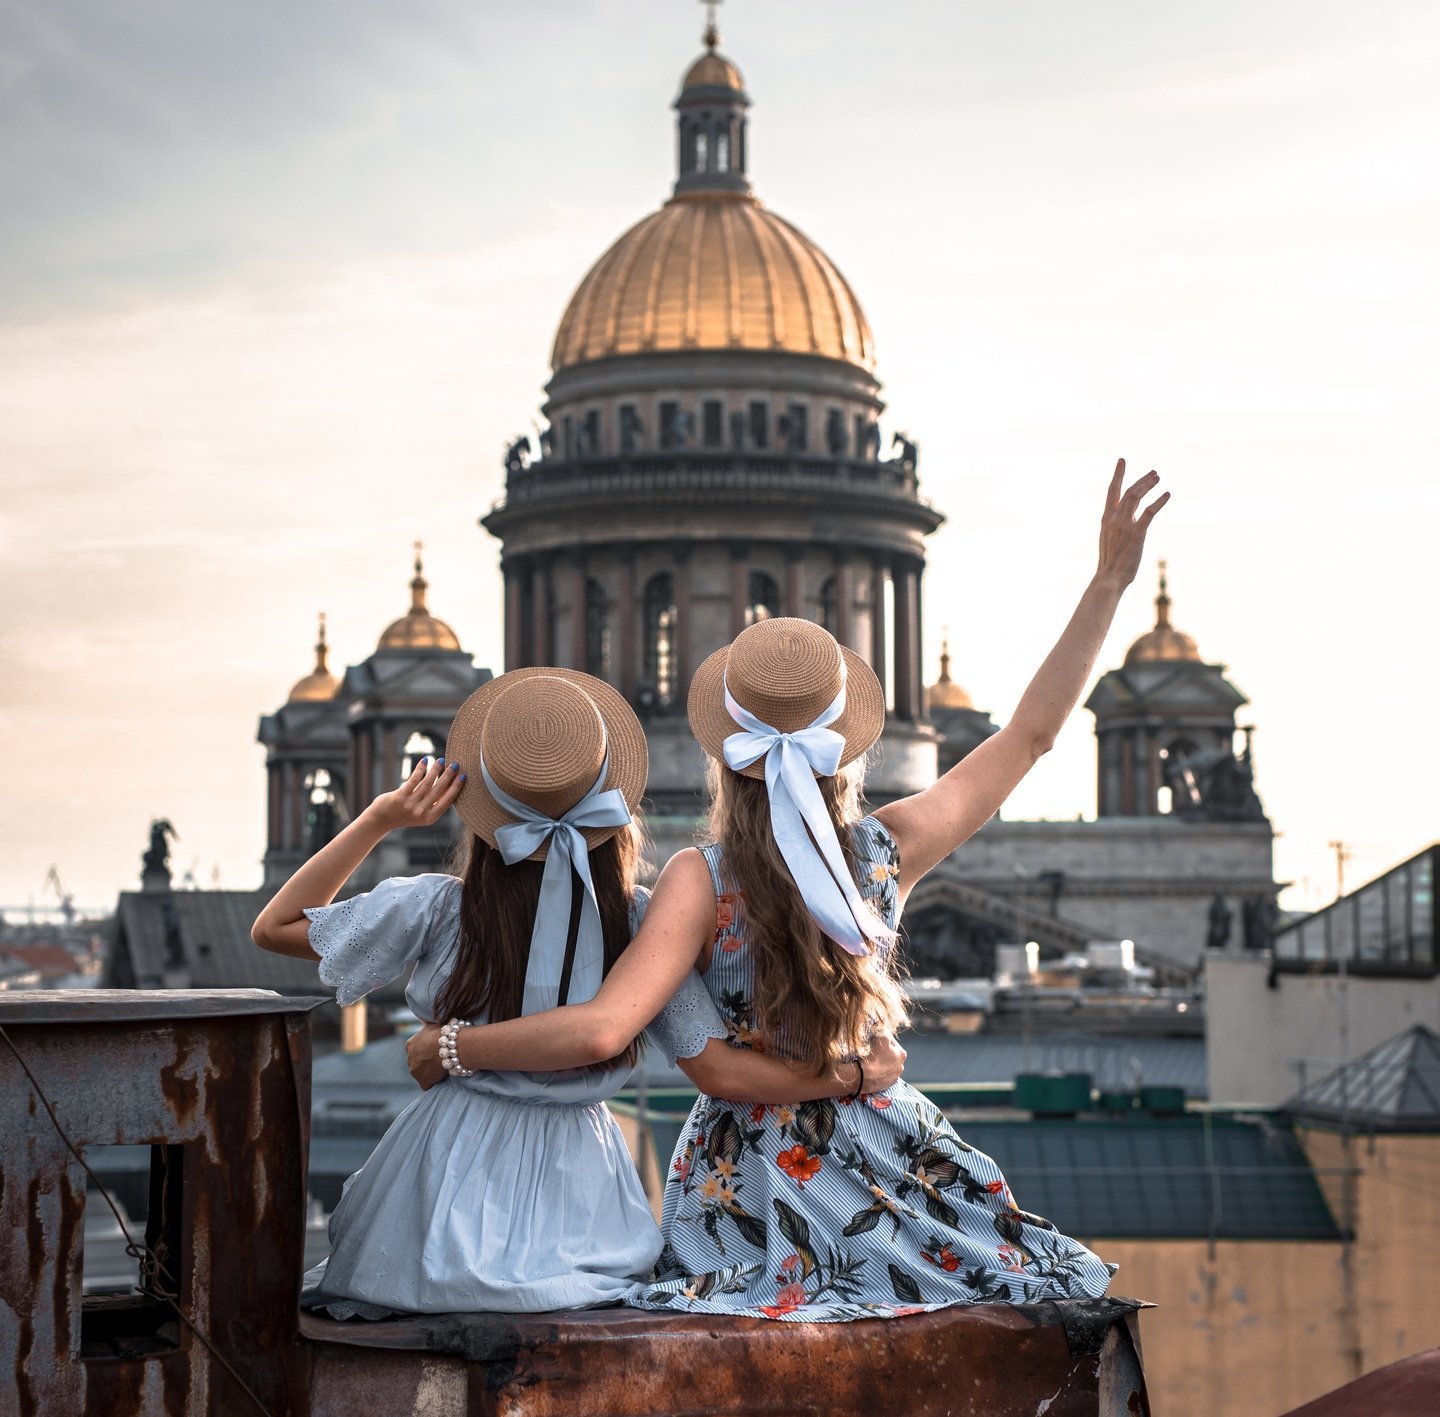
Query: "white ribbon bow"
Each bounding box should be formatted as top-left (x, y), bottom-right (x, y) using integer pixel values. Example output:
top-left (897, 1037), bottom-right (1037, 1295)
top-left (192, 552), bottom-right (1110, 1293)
top-left (721, 671), bottom-right (883, 956)
top-left (480, 752), bottom-right (632, 1013)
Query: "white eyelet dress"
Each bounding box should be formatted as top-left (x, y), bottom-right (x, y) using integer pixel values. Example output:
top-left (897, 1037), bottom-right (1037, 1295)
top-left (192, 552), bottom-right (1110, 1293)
top-left (298, 874), bottom-right (724, 1319)
top-left (626, 817), bottom-right (1119, 1321)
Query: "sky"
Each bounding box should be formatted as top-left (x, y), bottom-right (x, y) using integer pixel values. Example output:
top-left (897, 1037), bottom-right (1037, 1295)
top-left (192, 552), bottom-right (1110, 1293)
top-left (1, 0), bottom-right (1436, 916)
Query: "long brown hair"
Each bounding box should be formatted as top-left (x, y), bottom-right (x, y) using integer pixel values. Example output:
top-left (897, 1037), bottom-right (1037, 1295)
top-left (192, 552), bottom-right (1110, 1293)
top-left (707, 760), bottom-right (908, 1073)
top-left (435, 825), bottom-right (644, 1070)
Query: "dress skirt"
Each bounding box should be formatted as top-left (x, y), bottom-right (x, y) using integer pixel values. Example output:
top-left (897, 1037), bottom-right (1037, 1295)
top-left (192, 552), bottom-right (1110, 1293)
top-left (302, 1080), bottom-right (662, 1318)
top-left (626, 1082), bottom-right (1116, 1322)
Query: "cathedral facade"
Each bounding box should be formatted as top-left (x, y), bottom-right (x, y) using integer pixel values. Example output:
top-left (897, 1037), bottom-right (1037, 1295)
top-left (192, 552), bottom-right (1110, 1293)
top-left (254, 21), bottom-right (1277, 980)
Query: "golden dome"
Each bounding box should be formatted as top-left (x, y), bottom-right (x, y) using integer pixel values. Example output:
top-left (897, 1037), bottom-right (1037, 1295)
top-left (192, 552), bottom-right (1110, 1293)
top-left (289, 612), bottom-right (341, 701)
top-left (378, 544), bottom-right (462, 652)
top-left (1125, 562), bottom-right (1201, 665)
top-left (682, 50), bottom-right (744, 91)
top-left (552, 194), bottom-right (875, 372)
top-left (927, 635), bottom-right (974, 711)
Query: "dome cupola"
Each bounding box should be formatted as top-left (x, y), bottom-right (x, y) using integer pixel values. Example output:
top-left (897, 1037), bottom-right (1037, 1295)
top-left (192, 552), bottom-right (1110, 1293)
top-left (288, 612), bottom-right (341, 702)
top-left (378, 544), bottom-right (462, 652)
top-left (1125, 562), bottom-right (1201, 665)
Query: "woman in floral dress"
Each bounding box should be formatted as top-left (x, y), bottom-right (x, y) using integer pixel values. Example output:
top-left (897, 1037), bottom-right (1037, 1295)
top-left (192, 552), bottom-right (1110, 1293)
top-left (414, 463), bottom-right (1166, 1319)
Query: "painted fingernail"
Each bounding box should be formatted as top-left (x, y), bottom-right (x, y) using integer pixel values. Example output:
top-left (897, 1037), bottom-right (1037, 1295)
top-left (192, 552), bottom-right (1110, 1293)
top-left (420, 756), bottom-right (431, 766)
top-left (448, 761), bottom-right (459, 772)
top-left (459, 772), bottom-right (468, 782)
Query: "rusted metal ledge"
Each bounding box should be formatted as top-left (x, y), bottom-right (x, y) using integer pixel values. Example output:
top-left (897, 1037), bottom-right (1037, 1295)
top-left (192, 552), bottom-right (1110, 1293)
top-left (304, 1297), bottom-right (1150, 1417)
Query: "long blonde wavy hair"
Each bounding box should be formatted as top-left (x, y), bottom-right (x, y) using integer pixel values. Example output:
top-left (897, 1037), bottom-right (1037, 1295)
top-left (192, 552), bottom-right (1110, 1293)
top-left (705, 758), bottom-right (908, 1073)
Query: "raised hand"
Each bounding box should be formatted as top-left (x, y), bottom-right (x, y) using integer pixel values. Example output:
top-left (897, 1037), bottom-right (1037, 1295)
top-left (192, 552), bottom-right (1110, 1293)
top-left (1098, 458), bottom-right (1170, 590)
top-left (363, 756), bottom-right (466, 834)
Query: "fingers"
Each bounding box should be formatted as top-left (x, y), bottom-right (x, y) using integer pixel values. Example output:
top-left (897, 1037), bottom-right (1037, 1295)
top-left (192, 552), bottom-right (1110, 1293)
top-left (1139, 489), bottom-right (1171, 526)
top-left (1120, 469), bottom-right (1160, 511)
top-left (1106, 458), bottom-right (1125, 508)
top-left (418, 759), bottom-right (465, 815)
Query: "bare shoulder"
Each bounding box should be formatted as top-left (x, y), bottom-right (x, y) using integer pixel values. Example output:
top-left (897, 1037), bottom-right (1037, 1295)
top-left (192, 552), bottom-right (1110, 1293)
top-left (653, 846), bottom-right (716, 901)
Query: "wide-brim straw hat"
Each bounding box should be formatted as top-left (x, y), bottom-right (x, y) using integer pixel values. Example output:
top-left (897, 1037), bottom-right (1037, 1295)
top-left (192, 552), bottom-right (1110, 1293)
top-left (688, 617), bottom-right (886, 780)
top-left (447, 667), bottom-right (648, 859)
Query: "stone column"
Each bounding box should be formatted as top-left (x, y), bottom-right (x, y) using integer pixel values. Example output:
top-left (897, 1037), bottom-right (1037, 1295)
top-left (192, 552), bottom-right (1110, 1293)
top-left (503, 559), bottom-right (524, 672)
top-left (1144, 726), bottom-right (1161, 816)
top-left (616, 544), bottom-right (637, 701)
top-left (672, 541), bottom-right (693, 700)
top-left (729, 542), bottom-right (749, 636)
top-left (267, 763), bottom-right (281, 851)
top-left (379, 724), bottom-right (397, 794)
top-left (893, 558), bottom-right (917, 721)
top-left (870, 559), bottom-right (889, 707)
top-left (285, 762), bottom-right (303, 852)
top-left (531, 559), bottom-right (551, 665)
top-left (784, 543), bottom-right (804, 618)
top-left (913, 559), bottom-right (926, 719)
top-left (833, 552), bottom-right (853, 647)
top-left (1120, 729), bottom-right (1137, 815)
top-left (570, 556), bottom-right (587, 671)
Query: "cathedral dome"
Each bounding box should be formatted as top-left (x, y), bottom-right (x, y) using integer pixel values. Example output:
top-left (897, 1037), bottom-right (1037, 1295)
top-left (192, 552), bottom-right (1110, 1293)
top-left (289, 613), bottom-right (340, 701)
top-left (378, 546), bottom-right (462, 652)
top-left (1125, 563), bottom-right (1201, 666)
top-left (551, 196), bottom-right (875, 372)
top-left (682, 50), bottom-right (744, 91)
top-left (926, 636), bottom-right (974, 710)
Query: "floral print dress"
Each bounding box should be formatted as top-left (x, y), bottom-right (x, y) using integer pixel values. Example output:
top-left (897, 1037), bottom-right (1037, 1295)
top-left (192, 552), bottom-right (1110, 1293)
top-left (628, 817), bottom-right (1118, 1322)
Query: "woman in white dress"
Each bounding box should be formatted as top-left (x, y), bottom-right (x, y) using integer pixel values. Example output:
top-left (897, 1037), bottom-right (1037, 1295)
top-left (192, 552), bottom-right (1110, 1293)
top-left (252, 667), bottom-right (903, 1318)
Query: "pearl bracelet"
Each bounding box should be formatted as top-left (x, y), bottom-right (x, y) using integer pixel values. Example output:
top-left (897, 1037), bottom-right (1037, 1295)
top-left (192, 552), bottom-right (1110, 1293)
top-left (439, 1018), bottom-right (474, 1078)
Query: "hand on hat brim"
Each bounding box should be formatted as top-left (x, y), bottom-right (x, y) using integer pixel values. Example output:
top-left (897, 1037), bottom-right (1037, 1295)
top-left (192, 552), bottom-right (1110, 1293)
top-left (362, 756), bottom-right (466, 834)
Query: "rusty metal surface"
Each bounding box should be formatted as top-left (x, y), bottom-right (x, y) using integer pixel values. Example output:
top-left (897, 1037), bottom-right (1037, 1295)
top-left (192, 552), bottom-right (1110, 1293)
top-left (0, 990), bottom-right (320, 1417)
top-left (304, 1297), bottom-right (1150, 1416)
top-left (0, 987), bottom-right (325, 1025)
top-left (1278, 1346), bottom-right (1440, 1417)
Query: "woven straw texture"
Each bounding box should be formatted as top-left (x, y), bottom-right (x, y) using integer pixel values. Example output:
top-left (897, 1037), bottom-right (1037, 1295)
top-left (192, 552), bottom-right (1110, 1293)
top-left (688, 618), bottom-right (885, 780)
top-left (447, 668), bottom-right (648, 858)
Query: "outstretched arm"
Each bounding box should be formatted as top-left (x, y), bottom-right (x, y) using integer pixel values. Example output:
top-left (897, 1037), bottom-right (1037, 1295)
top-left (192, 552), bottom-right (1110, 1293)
top-left (252, 757), bottom-right (464, 958)
top-left (405, 848), bottom-right (911, 1097)
top-left (876, 460), bottom-right (1168, 892)
top-left (411, 848), bottom-right (717, 1070)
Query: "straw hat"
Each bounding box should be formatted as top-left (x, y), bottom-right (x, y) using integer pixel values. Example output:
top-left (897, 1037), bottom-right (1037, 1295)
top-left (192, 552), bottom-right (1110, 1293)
top-left (688, 618), bottom-right (886, 780)
top-left (446, 668), bottom-right (648, 859)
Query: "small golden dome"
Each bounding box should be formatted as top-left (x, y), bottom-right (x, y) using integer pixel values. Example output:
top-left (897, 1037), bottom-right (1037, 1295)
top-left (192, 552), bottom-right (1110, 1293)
top-left (289, 612), bottom-right (341, 702)
top-left (378, 544), bottom-right (462, 652)
top-left (1125, 562), bottom-right (1201, 665)
top-left (682, 50), bottom-right (744, 91)
top-left (927, 635), bottom-right (974, 710)
top-left (552, 195), bottom-right (875, 372)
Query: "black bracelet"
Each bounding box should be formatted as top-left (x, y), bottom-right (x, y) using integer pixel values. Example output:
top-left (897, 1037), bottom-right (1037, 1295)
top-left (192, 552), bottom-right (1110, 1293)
top-left (848, 1056), bottom-right (865, 1101)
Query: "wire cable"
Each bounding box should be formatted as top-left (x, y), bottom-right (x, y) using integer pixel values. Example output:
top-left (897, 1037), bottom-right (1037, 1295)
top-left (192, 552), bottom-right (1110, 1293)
top-left (0, 1024), bottom-right (273, 1417)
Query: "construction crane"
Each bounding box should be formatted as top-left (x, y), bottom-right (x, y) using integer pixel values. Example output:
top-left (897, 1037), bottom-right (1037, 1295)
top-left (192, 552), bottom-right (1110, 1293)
top-left (43, 865), bottom-right (76, 925)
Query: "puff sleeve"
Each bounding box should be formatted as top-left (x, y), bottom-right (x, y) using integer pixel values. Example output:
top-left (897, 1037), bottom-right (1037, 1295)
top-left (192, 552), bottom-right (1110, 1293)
top-left (303, 873), bottom-right (461, 1007)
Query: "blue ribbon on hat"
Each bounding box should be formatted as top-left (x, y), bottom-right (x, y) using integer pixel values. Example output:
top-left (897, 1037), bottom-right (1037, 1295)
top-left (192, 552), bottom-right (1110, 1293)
top-left (479, 751), bottom-right (633, 1013)
top-left (721, 671), bottom-right (884, 957)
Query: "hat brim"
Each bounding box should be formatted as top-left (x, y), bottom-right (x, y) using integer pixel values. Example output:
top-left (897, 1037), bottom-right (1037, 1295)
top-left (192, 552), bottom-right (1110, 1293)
top-left (687, 643), bottom-right (886, 780)
top-left (445, 667), bottom-right (649, 859)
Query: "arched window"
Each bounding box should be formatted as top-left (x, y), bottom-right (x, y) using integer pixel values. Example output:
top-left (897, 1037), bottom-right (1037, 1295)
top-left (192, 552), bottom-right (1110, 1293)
top-left (303, 767), bottom-right (343, 854)
top-left (643, 573), bottom-right (678, 708)
top-left (715, 129), bottom-right (730, 172)
top-left (585, 578), bottom-right (610, 679)
top-left (820, 576), bottom-right (840, 635)
top-left (695, 129), bottom-right (709, 172)
top-left (746, 571), bottom-right (780, 626)
top-left (401, 731), bottom-right (436, 780)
